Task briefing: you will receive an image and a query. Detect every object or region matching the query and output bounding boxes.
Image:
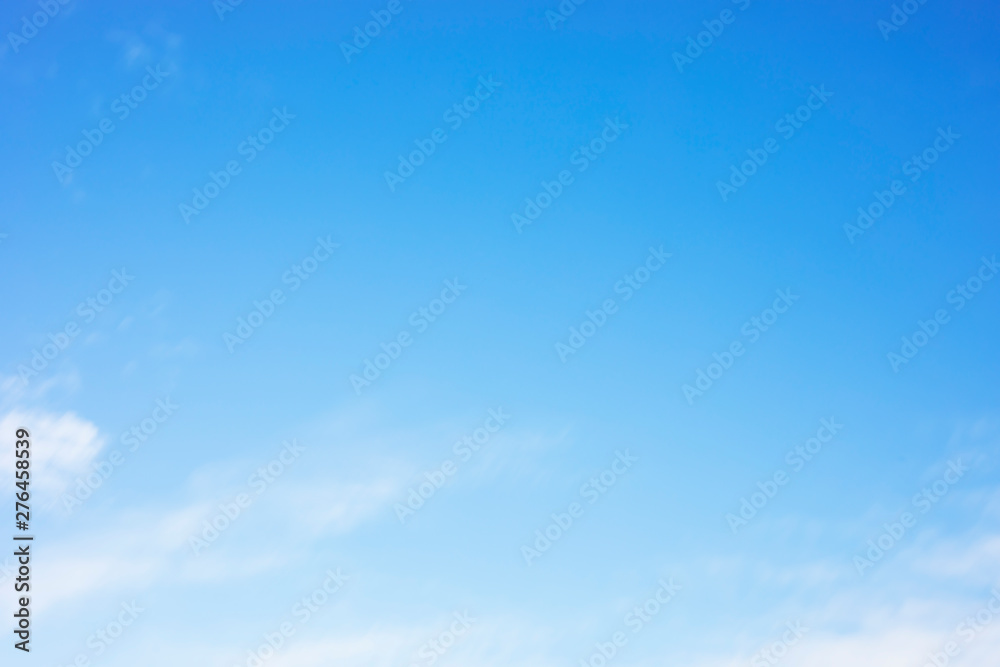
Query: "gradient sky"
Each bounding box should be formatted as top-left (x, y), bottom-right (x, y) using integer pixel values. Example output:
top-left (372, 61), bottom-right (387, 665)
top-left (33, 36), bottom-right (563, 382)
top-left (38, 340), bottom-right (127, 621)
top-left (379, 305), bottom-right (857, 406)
top-left (2, 1), bottom-right (1000, 666)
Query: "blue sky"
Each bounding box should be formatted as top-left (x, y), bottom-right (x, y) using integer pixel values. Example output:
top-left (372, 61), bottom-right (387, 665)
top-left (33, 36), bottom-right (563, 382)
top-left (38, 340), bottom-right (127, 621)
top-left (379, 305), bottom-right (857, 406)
top-left (2, 0), bottom-right (1000, 666)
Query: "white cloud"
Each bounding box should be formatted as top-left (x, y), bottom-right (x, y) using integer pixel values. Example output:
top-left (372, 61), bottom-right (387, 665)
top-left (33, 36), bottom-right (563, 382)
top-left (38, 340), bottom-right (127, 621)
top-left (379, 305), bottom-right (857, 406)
top-left (28, 468), bottom-right (402, 610)
top-left (0, 407), bottom-right (106, 504)
top-left (281, 478), bottom-right (401, 537)
top-left (231, 614), bottom-right (563, 667)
